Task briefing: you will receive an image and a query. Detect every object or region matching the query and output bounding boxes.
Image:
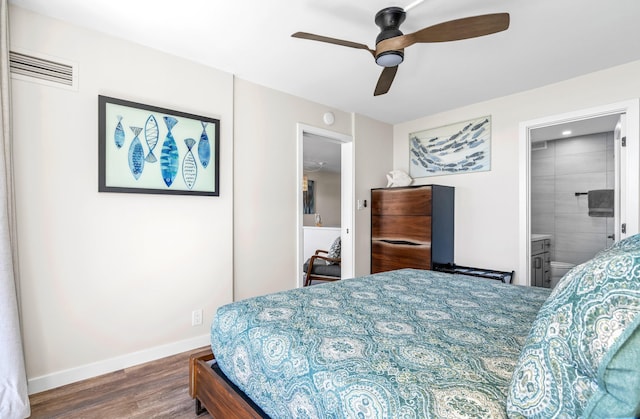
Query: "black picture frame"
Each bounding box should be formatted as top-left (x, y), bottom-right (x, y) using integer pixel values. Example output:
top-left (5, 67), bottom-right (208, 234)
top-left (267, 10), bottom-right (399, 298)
top-left (98, 95), bottom-right (220, 196)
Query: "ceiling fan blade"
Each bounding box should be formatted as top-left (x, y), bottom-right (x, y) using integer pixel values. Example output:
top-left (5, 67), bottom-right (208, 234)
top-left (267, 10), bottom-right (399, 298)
top-left (376, 13), bottom-right (509, 53)
top-left (374, 66), bottom-right (398, 96)
top-left (412, 13), bottom-right (510, 42)
top-left (292, 32), bottom-right (375, 56)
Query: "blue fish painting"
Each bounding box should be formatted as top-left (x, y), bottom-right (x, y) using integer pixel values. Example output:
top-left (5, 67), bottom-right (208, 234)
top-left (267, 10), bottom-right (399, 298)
top-left (468, 139), bottom-right (485, 149)
top-left (160, 116), bottom-right (179, 187)
top-left (198, 121), bottom-right (211, 168)
top-left (144, 115), bottom-right (159, 163)
top-left (128, 126), bottom-right (144, 180)
top-left (471, 118), bottom-right (489, 131)
top-left (114, 115), bottom-right (125, 148)
top-left (472, 127), bottom-right (486, 139)
top-left (182, 138), bottom-right (198, 190)
top-left (409, 116), bottom-right (492, 178)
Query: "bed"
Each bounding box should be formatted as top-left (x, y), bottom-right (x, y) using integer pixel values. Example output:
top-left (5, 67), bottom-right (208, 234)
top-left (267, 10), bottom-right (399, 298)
top-left (190, 236), bottom-right (640, 418)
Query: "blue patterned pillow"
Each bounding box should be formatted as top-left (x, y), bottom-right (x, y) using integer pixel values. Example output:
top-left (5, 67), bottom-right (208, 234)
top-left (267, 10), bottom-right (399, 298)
top-left (507, 234), bottom-right (640, 418)
top-left (326, 236), bottom-right (341, 265)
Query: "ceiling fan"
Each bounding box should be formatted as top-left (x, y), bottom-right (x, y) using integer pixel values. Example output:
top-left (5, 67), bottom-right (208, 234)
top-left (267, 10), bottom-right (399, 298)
top-left (292, 4), bottom-right (509, 96)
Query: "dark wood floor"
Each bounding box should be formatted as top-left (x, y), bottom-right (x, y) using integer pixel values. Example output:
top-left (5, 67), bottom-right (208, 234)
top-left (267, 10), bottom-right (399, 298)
top-left (29, 347), bottom-right (211, 418)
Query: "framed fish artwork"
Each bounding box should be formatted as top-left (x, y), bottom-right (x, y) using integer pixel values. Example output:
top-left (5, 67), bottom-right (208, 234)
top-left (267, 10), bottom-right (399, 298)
top-left (98, 95), bottom-right (220, 196)
top-left (409, 116), bottom-right (491, 178)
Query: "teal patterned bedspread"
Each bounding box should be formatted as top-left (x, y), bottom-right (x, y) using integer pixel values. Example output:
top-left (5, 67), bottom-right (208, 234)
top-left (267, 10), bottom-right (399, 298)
top-left (211, 269), bottom-right (551, 418)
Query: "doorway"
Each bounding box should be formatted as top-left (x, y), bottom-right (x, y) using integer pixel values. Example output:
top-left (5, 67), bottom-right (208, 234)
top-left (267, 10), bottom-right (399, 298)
top-left (296, 123), bottom-right (354, 288)
top-left (519, 100), bottom-right (640, 286)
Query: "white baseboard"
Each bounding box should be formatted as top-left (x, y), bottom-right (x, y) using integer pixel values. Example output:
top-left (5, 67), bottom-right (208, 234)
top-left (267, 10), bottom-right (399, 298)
top-left (27, 334), bottom-right (210, 394)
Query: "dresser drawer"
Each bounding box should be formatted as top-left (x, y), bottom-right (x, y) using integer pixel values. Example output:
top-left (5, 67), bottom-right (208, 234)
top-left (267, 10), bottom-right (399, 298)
top-left (372, 186), bottom-right (432, 216)
top-left (371, 240), bottom-right (431, 273)
top-left (372, 215), bottom-right (431, 243)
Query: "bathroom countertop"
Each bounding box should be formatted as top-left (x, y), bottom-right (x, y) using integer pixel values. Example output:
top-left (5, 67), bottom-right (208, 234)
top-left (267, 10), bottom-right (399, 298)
top-left (531, 233), bottom-right (552, 241)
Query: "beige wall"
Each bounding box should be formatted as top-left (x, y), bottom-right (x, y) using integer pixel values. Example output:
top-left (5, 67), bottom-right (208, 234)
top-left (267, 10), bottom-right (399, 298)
top-left (233, 78), bottom-right (353, 300)
top-left (353, 114), bottom-right (394, 276)
top-left (10, 6), bottom-right (234, 391)
top-left (394, 60), bottom-right (640, 284)
top-left (302, 171), bottom-right (341, 228)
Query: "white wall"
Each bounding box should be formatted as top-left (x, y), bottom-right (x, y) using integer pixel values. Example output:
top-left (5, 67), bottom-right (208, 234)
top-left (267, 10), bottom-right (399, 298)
top-left (233, 78), bottom-right (353, 301)
top-left (394, 60), bottom-right (640, 285)
top-left (302, 226), bottom-right (341, 262)
top-left (10, 6), bottom-right (234, 392)
top-left (354, 114), bottom-right (394, 276)
top-left (302, 171), bottom-right (340, 227)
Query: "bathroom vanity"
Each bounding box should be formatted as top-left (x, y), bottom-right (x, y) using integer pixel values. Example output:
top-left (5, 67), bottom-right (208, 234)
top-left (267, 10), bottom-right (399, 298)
top-left (531, 234), bottom-right (551, 288)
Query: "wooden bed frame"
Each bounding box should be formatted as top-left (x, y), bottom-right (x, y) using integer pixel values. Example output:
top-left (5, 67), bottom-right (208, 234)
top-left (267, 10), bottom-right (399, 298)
top-left (189, 348), bottom-right (264, 418)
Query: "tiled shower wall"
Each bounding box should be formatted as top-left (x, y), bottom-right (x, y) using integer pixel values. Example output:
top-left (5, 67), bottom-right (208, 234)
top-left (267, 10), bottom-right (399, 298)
top-left (531, 132), bottom-right (615, 265)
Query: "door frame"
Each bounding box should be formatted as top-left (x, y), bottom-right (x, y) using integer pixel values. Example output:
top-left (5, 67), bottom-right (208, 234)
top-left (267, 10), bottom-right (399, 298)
top-left (518, 99), bottom-right (640, 285)
top-left (296, 123), bottom-right (354, 287)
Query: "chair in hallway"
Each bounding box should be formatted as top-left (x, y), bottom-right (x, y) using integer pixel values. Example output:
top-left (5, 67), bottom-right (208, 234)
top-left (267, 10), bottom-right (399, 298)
top-left (303, 237), bottom-right (341, 286)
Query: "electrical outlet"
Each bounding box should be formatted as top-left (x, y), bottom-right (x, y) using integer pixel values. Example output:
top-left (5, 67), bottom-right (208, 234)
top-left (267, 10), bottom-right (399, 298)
top-left (192, 309), bottom-right (203, 326)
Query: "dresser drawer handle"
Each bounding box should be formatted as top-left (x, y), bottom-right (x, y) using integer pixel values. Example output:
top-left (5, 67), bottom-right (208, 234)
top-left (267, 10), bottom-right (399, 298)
top-left (380, 239), bottom-right (421, 246)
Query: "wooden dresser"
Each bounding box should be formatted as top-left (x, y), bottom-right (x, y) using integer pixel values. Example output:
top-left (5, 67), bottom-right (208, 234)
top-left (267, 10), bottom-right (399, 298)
top-left (371, 185), bottom-right (454, 273)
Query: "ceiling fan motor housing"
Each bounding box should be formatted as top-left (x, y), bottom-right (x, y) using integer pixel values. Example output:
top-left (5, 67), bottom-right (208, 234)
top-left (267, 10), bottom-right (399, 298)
top-left (375, 7), bottom-right (406, 66)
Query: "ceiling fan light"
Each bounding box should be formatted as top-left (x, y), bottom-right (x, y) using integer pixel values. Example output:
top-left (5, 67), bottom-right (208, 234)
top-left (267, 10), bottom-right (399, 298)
top-left (376, 51), bottom-right (404, 67)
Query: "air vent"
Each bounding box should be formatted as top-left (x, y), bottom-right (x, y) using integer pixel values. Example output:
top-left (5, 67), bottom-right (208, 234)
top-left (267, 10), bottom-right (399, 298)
top-left (9, 50), bottom-right (77, 90)
top-left (531, 140), bottom-right (548, 152)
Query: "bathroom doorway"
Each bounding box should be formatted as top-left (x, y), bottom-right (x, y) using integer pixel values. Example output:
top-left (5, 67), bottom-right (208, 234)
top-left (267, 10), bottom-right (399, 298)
top-left (519, 100), bottom-right (640, 287)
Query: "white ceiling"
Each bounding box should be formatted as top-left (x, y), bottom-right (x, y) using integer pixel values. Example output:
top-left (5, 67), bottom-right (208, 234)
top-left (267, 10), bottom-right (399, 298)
top-left (530, 114), bottom-right (622, 143)
top-left (303, 133), bottom-right (342, 174)
top-left (9, 0), bottom-right (640, 125)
